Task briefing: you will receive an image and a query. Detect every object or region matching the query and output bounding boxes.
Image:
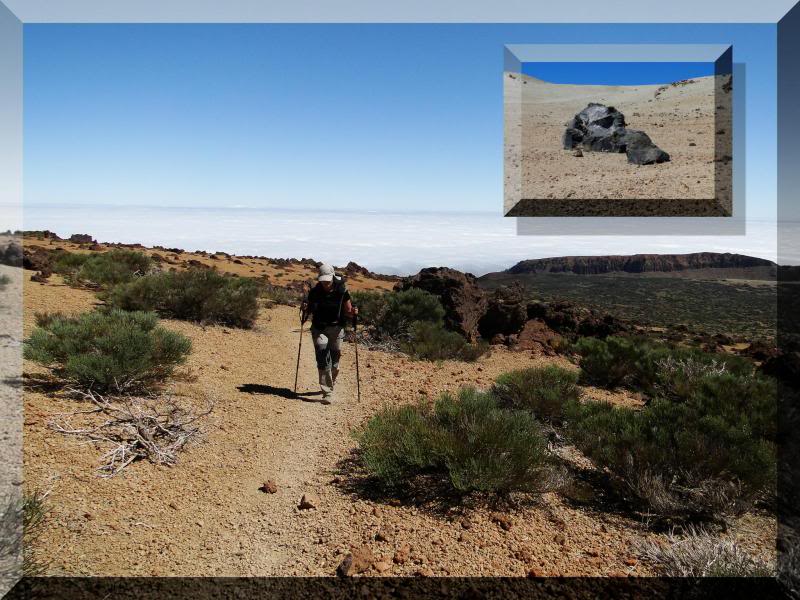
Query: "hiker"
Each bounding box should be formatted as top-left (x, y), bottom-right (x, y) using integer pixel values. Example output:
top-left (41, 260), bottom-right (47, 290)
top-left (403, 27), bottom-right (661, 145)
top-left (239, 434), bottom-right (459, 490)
top-left (301, 264), bottom-right (358, 402)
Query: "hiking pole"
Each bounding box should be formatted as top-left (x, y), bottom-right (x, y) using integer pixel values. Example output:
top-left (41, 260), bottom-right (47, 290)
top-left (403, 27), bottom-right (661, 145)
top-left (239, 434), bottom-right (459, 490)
top-left (353, 309), bottom-right (361, 403)
top-left (293, 308), bottom-right (305, 395)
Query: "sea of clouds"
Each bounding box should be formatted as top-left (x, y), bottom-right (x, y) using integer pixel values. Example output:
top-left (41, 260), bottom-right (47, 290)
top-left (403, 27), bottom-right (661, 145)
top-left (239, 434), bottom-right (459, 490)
top-left (22, 204), bottom-right (786, 276)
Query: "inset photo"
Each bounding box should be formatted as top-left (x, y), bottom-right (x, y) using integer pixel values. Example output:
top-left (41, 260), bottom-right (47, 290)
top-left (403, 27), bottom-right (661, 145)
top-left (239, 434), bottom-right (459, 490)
top-left (504, 50), bottom-right (732, 217)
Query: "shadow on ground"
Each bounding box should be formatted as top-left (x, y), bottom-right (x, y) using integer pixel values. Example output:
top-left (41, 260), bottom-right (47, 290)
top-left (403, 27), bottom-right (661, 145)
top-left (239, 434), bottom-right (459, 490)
top-left (237, 383), bottom-right (324, 402)
top-left (21, 373), bottom-right (70, 395)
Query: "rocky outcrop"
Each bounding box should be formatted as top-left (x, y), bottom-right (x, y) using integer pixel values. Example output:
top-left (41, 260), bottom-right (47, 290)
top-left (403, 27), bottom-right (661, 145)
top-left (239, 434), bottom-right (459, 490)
top-left (563, 103), bottom-right (670, 165)
top-left (338, 261), bottom-right (401, 282)
top-left (514, 320), bottom-right (563, 355)
top-left (398, 267), bottom-right (488, 342)
top-left (505, 253), bottom-right (776, 276)
top-left (527, 300), bottom-right (628, 339)
top-left (0, 242), bottom-right (22, 267)
top-left (22, 245), bottom-right (59, 272)
top-left (69, 233), bottom-right (95, 244)
top-left (478, 282), bottom-right (528, 339)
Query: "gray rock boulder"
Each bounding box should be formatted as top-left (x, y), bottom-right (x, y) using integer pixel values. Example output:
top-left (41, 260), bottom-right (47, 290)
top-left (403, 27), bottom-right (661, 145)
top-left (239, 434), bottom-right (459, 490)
top-left (620, 129), bottom-right (670, 165)
top-left (562, 103), bottom-right (669, 165)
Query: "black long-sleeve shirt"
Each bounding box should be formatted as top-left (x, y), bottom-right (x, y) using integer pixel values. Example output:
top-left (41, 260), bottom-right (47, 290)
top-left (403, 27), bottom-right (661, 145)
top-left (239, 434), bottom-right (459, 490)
top-left (306, 282), bottom-right (351, 328)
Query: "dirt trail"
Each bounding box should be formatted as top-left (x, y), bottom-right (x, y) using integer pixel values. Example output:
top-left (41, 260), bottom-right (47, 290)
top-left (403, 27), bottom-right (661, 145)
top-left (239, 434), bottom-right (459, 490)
top-left (22, 273), bottom-right (357, 575)
top-left (23, 272), bottom-right (776, 577)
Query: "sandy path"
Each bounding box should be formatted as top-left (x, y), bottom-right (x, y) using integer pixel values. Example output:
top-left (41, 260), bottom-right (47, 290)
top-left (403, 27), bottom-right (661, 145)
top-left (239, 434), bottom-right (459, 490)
top-left (23, 273), bottom-right (362, 575)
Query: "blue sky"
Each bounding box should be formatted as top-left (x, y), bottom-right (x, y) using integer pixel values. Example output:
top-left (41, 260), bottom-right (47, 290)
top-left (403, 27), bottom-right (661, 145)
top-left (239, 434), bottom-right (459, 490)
top-left (24, 23), bottom-right (776, 219)
top-left (521, 61), bottom-right (715, 85)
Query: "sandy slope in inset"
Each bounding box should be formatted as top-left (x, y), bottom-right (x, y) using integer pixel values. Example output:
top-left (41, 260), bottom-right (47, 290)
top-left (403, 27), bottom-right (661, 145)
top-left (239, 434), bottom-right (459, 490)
top-left (504, 72), bottom-right (731, 214)
top-left (21, 269), bottom-right (774, 577)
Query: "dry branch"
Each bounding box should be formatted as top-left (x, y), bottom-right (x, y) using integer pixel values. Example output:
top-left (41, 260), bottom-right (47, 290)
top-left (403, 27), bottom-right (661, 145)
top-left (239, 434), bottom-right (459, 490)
top-left (49, 390), bottom-right (213, 476)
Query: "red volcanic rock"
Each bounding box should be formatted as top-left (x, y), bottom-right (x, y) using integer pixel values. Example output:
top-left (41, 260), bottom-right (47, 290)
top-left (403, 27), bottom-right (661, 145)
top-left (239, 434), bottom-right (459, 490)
top-left (515, 320), bottom-right (562, 355)
top-left (398, 267), bottom-right (488, 342)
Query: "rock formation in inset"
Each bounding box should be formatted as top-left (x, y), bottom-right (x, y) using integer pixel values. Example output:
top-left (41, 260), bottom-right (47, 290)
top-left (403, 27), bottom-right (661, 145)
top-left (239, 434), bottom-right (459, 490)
top-left (562, 103), bottom-right (670, 165)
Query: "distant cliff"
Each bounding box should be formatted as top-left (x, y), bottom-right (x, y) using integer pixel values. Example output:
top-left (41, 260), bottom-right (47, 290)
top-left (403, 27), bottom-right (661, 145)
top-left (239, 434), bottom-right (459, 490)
top-left (503, 253), bottom-right (776, 276)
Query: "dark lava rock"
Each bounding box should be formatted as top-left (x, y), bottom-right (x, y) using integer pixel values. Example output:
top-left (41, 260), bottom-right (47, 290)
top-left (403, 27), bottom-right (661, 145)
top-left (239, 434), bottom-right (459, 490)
top-left (1, 242), bottom-right (22, 267)
top-left (525, 300), bottom-right (627, 339)
top-left (478, 282), bottom-right (528, 339)
top-left (621, 129), bottom-right (670, 165)
top-left (22, 246), bottom-right (58, 271)
top-left (563, 103), bottom-right (669, 165)
top-left (30, 270), bottom-right (51, 283)
top-left (397, 267), bottom-right (488, 342)
top-left (745, 340), bottom-right (779, 362)
top-left (69, 233), bottom-right (95, 244)
top-left (761, 351), bottom-right (800, 386)
top-left (562, 127), bottom-right (585, 150)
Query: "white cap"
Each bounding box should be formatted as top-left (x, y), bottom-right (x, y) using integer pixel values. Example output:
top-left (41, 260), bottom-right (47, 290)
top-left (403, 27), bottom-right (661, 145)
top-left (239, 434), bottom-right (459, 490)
top-left (318, 264), bottom-right (335, 282)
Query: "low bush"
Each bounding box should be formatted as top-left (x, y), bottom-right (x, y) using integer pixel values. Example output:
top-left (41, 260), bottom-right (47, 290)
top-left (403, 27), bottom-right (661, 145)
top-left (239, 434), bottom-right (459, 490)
top-left (572, 335), bottom-right (753, 394)
top-left (24, 309), bottom-right (191, 392)
top-left (355, 401), bottom-right (437, 486)
top-left (684, 372), bottom-right (777, 442)
top-left (377, 288), bottom-right (445, 338)
top-left (53, 249), bottom-right (151, 287)
top-left (636, 526), bottom-right (774, 577)
top-left (0, 488), bottom-right (51, 578)
top-left (22, 489), bottom-right (50, 576)
top-left (107, 268), bottom-right (260, 328)
top-left (261, 283), bottom-right (300, 306)
top-left (356, 387), bottom-right (559, 494)
top-left (51, 251), bottom-right (89, 274)
top-left (492, 365), bottom-right (580, 423)
top-left (564, 397), bottom-right (776, 517)
top-left (401, 321), bottom-right (487, 362)
top-left (350, 290), bottom-right (390, 328)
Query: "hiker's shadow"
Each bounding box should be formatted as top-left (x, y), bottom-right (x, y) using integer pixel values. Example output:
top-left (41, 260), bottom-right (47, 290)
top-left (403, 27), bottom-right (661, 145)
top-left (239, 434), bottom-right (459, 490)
top-left (237, 383), bottom-right (324, 403)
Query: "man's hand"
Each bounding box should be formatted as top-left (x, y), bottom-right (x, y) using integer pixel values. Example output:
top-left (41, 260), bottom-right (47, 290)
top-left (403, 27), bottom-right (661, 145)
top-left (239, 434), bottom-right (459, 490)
top-left (300, 301), bottom-right (309, 323)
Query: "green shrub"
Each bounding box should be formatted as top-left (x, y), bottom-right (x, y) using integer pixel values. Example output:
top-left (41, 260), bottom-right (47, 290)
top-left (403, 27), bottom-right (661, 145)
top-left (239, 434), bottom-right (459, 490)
top-left (107, 268), bottom-right (260, 328)
top-left (0, 274), bottom-right (9, 287)
top-left (261, 283), bottom-right (299, 306)
top-left (355, 387), bottom-right (557, 494)
top-left (565, 397), bottom-right (776, 516)
top-left (401, 321), bottom-right (487, 362)
top-left (493, 365), bottom-right (580, 423)
top-left (378, 288), bottom-right (445, 338)
top-left (572, 336), bottom-right (753, 394)
top-left (22, 489), bottom-right (50, 576)
top-left (52, 251), bottom-right (89, 274)
top-left (684, 373), bottom-right (777, 442)
top-left (350, 290), bottom-right (390, 327)
top-left (355, 401), bottom-right (438, 486)
top-left (24, 309), bottom-right (191, 392)
top-left (53, 250), bottom-right (151, 287)
top-left (429, 389), bottom-right (556, 493)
